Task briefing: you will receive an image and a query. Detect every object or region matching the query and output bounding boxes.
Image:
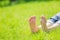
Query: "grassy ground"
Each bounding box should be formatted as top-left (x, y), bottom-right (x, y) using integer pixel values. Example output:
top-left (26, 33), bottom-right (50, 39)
top-left (0, 1), bottom-right (60, 40)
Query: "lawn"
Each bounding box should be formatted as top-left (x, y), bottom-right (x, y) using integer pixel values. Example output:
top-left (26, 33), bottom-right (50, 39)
top-left (0, 1), bottom-right (60, 40)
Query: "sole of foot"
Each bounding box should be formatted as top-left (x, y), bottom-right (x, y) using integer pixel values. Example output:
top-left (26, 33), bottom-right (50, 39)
top-left (29, 16), bottom-right (38, 33)
top-left (40, 15), bottom-right (48, 32)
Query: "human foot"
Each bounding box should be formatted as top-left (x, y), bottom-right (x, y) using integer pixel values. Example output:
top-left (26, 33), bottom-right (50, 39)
top-left (29, 16), bottom-right (38, 33)
top-left (40, 15), bottom-right (48, 31)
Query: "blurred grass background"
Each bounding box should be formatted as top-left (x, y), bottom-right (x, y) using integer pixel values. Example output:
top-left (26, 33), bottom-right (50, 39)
top-left (0, 0), bottom-right (60, 40)
top-left (0, 0), bottom-right (59, 7)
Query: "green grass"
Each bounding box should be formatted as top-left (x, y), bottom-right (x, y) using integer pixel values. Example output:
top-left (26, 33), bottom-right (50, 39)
top-left (0, 1), bottom-right (60, 40)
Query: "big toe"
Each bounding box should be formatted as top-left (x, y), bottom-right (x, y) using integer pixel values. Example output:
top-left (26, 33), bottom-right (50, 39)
top-left (40, 15), bottom-right (46, 23)
top-left (29, 16), bottom-right (36, 22)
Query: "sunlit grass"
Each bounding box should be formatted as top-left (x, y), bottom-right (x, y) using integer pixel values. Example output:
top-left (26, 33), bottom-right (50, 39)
top-left (0, 1), bottom-right (60, 40)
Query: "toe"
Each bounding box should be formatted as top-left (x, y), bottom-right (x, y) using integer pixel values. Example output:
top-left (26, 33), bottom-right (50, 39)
top-left (29, 16), bottom-right (36, 22)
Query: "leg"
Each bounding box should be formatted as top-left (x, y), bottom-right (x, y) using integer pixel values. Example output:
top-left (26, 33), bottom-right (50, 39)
top-left (48, 20), bottom-right (60, 30)
top-left (47, 12), bottom-right (60, 30)
top-left (29, 16), bottom-right (54, 32)
top-left (40, 12), bottom-right (60, 31)
top-left (39, 15), bottom-right (53, 31)
top-left (38, 20), bottom-right (53, 29)
top-left (29, 12), bottom-right (60, 32)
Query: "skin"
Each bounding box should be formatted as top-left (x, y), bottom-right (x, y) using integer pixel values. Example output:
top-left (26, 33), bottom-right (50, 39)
top-left (29, 16), bottom-right (38, 33)
top-left (29, 16), bottom-right (48, 33)
top-left (40, 15), bottom-right (48, 31)
top-left (29, 15), bottom-right (60, 33)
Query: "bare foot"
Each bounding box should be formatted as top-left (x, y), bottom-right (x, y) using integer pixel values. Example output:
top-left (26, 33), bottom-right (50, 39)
top-left (29, 16), bottom-right (38, 33)
top-left (40, 15), bottom-right (48, 32)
